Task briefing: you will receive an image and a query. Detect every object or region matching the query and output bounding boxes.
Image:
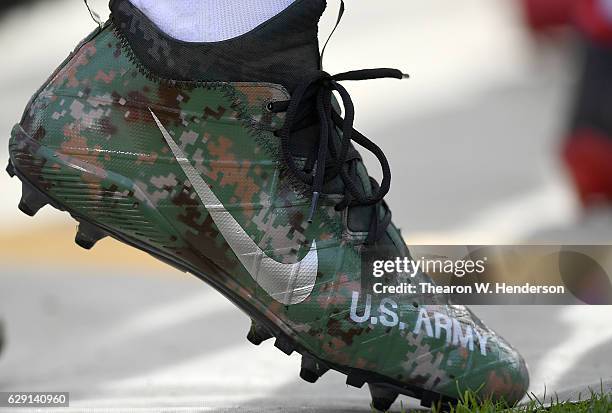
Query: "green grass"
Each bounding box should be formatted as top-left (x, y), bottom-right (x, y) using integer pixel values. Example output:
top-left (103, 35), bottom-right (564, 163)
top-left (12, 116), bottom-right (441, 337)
top-left (387, 385), bottom-right (611, 413)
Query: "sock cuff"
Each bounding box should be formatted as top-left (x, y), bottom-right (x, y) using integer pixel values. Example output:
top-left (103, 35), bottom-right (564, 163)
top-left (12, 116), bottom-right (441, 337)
top-left (128, 0), bottom-right (297, 42)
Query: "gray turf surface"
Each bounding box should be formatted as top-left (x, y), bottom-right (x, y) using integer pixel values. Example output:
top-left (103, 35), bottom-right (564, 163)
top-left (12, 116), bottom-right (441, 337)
top-left (0, 270), bottom-right (610, 411)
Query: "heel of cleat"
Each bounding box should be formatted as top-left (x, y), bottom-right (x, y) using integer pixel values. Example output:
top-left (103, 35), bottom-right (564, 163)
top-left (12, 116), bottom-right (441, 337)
top-left (75, 221), bottom-right (107, 250)
top-left (18, 181), bottom-right (48, 217)
top-left (300, 355), bottom-right (329, 383)
top-left (369, 384), bottom-right (399, 412)
top-left (6, 161), bottom-right (15, 178)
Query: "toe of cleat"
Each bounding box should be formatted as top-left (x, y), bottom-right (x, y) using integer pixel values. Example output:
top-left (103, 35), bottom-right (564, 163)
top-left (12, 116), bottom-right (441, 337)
top-left (419, 390), bottom-right (452, 410)
top-left (369, 384), bottom-right (399, 412)
top-left (75, 221), bottom-right (107, 250)
top-left (18, 182), bottom-right (47, 217)
top-left (246, 321), bottom-right (273, 345)
top-left (299, 355), bottom-right (329, 383)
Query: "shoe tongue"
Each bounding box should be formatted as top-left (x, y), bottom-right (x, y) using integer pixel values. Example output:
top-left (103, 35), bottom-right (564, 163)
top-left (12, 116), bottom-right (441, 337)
top-left (111, 0), bottom-right (326, 91)
top-left (285, 95), bottom-right (404, 249)
top-left (256, 0), bottom-right (326, 86)
top-left (345, 163), bottom-right (375, 232)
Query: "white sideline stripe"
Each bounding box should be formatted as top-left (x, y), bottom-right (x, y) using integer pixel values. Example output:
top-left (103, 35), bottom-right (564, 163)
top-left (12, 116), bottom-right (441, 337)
top-left (529, 306), bottom-right (612, 394)
top-left (100, 291), bottom-right (232, 345)
top-left (94, 343), bottom-right (299, 405)
top-left (409, 180), bottom-right (581, 244)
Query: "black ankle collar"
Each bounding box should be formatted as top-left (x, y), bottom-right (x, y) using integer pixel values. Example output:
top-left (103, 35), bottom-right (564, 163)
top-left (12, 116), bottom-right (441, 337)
top-left (110, 0), bottom-right (325, 91)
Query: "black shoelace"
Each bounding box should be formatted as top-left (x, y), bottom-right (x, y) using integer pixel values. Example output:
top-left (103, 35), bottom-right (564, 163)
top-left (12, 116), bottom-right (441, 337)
top-left (269, 68), bottom-right (408, 245)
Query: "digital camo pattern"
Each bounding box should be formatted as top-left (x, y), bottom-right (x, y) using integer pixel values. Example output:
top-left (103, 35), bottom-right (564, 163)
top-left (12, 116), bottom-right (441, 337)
top-left (9, 23), bottom-right (529, 403)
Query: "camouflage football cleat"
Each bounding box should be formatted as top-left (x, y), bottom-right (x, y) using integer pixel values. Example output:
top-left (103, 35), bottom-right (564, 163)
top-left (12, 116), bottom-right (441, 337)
top-left (7, 0), bottom-right (529, 409)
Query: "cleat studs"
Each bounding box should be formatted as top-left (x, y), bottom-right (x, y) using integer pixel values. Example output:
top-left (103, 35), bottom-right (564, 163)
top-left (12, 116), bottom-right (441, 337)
top-left (346, 374), bottom-right (366, 388)
top-left (18, 182), bottom-right (47, 217)
top-left (75, 221), bottom-right (107, 250)
top-left (299, 356), bottom-right (329, 383)
top-left (246, 321), bottom-right (272, 346)
top-left (369, 384), bottom-right (399, 412)
top-left (419, 390), bottom-right (450, 410)
top-left (274, 336), bottom-right (294, 355)
top-left (6, 161), bottom-right (15, 178)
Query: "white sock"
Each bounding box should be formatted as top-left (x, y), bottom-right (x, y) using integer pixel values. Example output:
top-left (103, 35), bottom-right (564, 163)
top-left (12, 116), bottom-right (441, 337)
top-left (128, 0), bottom-right (297, 43)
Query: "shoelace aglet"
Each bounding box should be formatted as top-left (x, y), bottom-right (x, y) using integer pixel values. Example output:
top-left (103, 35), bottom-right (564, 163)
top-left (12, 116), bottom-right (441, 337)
top-left (307, 192), bottom-right (320, 223)
top-left (401, 72), bottom-right (410, 79)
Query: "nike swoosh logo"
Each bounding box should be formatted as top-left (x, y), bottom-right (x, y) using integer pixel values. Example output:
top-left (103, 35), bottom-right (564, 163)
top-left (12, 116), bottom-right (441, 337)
top-left (150, 109), bottom-right (318, 305)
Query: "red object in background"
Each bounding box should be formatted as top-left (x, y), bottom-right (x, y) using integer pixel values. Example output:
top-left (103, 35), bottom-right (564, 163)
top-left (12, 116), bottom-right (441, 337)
top-left (563, 129), bottom-right (612, 206)
top-left (521, 0), bottom-right (577, 31)
top-left (575, 0), bottom-right (612, 44)
top-left (521, 0), bottom-right (612, 43)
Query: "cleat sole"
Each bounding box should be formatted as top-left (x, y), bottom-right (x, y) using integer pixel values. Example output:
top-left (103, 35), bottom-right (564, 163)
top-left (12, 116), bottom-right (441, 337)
top-left (7, 152), bottom-right (459, 410)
